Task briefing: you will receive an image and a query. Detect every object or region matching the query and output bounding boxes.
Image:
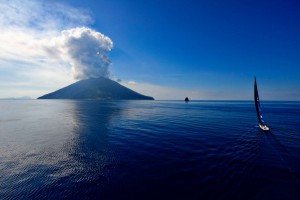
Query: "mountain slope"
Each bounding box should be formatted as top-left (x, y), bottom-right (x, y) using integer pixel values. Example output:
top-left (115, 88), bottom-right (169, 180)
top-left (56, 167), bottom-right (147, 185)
top-left (38, 77), bottom-right (154, 100)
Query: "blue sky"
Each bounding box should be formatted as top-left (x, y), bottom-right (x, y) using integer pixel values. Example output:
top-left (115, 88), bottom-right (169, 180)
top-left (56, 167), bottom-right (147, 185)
top-left (0, 0), bottom-right (299, 100)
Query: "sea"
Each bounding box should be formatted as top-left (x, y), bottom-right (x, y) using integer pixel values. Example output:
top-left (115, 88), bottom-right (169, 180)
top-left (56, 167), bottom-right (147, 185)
top-left (0, 100), bottom-right (300, 200)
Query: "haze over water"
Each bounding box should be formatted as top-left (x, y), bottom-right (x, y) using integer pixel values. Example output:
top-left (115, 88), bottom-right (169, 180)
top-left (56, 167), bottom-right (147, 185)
top-left (0, 100), bottom-right (300, 199)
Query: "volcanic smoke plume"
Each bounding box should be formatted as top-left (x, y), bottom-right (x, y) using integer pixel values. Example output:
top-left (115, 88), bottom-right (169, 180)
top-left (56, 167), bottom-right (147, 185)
top-left (55, 27), bottom-right (113, 80)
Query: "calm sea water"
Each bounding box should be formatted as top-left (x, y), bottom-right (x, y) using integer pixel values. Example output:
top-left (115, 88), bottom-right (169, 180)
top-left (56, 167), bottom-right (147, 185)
top-left (0, 100), bottom-right (300, 199)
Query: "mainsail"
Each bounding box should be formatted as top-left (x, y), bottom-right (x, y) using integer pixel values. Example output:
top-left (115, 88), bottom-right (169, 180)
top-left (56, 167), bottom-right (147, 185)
top-left (254, 77), bottom-right (265, 125)
top-left (254, 77), bottom-right (270, 131)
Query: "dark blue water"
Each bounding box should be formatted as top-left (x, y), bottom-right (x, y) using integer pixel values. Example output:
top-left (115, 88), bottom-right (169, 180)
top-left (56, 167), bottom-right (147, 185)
top-left (0, 100), bottom-right (300, 199)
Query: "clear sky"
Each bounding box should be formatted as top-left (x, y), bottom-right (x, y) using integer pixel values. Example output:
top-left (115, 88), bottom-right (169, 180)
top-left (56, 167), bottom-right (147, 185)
top-left (0, 0), bottom-right (299, 100)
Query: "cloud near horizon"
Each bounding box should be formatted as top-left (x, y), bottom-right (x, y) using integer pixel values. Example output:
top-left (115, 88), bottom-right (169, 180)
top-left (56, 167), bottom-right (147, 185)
top-left (0, 0), bottom-right (113, 98)
top-left (120, 80), bottom-right (258, 100)
top-left (121, 81), bottom-right (204, 100)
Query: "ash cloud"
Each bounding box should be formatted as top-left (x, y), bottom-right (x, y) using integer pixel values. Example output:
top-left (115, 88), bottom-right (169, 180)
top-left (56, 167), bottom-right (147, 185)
top-left (56, 27), bottom-right (113, 79)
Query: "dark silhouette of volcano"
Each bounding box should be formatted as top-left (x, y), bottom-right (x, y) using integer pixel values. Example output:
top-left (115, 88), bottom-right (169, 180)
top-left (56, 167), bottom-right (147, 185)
top-left (38, 77), bottom-right (154, 100)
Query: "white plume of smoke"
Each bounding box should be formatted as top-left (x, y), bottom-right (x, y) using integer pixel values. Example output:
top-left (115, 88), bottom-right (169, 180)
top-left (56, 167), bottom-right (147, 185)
top-left (53, 27), bottom-right (113, 79)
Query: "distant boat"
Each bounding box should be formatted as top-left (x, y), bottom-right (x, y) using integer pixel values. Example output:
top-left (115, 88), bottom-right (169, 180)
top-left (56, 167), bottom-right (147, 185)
top-left (185, 97), bottom-right (189, 102)
top-left (254, 77), bottom-right (270, 131)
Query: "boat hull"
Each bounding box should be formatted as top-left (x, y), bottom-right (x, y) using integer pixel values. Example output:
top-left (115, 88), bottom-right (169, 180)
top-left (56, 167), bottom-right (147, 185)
top-left (259, 124), bottom-right (270, 131)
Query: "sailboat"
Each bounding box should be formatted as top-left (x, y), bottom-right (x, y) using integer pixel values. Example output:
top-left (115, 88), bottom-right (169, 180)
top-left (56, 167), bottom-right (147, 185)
top-left (254, 77), bottom-right (270, 131)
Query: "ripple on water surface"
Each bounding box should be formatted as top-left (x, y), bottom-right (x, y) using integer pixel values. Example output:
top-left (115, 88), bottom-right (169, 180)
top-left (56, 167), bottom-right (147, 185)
top-left (0, 100), bottom-right (300, 199)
